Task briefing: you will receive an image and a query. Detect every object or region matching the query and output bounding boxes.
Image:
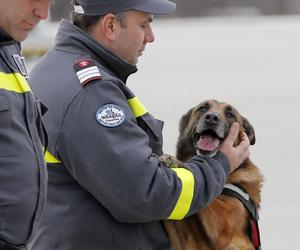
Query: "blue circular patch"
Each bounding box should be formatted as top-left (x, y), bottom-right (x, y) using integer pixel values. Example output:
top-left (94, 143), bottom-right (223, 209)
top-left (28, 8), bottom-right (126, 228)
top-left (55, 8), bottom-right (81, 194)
top-left (96, 104), bottom-right (125, 127)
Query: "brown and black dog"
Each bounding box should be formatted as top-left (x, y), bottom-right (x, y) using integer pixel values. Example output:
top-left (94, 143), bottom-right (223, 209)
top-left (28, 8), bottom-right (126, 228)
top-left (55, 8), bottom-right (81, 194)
top-left (163, 99), bottom-right (263, 250)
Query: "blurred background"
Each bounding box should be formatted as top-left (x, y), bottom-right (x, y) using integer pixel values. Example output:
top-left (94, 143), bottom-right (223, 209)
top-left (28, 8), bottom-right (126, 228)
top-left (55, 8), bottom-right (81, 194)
top-left (24, 1), bottom-right (300, 249)
top-left (23, 0), bottom-right (300, 58)
top-left (49, 0), bottom-right (300, 20)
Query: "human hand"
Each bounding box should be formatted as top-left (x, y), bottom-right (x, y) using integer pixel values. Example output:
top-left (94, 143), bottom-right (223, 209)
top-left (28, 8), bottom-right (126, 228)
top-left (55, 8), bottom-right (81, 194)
top-left (220, 122), bottom-right (250, 173)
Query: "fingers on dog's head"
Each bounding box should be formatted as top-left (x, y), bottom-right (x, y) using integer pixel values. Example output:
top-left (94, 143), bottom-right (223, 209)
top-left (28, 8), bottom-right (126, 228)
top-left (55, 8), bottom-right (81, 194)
top-left (224, 106), bottom-right (255, 146)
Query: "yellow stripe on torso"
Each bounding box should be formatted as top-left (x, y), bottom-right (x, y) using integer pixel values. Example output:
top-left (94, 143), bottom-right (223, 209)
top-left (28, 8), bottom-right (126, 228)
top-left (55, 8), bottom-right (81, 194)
top-left (0, 72), bottom-right (31, 93)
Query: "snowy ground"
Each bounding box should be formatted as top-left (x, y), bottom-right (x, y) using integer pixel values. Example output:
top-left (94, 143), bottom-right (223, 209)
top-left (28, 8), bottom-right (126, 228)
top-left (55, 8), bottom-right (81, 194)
top-left (27, 15), bottom-right (300, 249)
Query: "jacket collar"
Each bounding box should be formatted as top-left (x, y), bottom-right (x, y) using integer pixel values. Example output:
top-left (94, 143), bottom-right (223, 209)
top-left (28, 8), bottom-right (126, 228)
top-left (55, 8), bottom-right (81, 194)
top-left (0, 28), bottom-right (16, 46)
top-left (54, 20), bottom-right (138, 83)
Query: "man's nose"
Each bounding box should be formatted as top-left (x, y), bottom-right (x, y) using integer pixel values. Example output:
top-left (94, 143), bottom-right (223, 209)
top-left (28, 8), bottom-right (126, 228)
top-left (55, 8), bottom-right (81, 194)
top-left (145, 26), bottom-right (155, 44)
top-left (33, 0), bottom-right (51, 20)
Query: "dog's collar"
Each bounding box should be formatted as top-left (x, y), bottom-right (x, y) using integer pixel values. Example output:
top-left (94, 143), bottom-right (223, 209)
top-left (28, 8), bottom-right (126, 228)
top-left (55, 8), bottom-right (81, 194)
top-left (222, 183), bottom-right (258, 219)
top-left (222, 183), bottom-right (262, 250)
top-left (223, 183), bottom-right (250, 201)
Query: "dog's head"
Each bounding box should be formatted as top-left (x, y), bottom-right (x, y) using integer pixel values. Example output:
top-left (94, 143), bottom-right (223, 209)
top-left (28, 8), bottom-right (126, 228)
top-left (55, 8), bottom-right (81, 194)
top-left (176, 99), bottom-right (255, 161)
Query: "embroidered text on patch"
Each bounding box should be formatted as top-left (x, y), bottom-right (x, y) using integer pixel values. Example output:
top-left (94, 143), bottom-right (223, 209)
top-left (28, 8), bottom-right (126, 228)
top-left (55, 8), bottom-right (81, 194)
top-left (96, 104), bottom-right (125, 127)
top-left (73, 59), bottom-right (101, 86)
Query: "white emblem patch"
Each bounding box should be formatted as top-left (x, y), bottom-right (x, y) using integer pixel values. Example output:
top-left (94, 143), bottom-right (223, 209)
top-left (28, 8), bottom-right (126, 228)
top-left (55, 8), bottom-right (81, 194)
top-left (96, 104), bottom-right (125, 127)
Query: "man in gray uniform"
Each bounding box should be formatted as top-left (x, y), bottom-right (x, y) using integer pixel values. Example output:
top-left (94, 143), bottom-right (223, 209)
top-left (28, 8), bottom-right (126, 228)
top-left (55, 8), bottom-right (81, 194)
top-left (28, 0), bottom-right (250, 249)
top-left (0, 0), bottom-right (51, 250)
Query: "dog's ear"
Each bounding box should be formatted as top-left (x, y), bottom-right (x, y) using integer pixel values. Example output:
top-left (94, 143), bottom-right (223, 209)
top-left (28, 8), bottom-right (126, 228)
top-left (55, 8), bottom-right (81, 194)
top-left (179, 108), bottom-right (193, 135)
top-left (242, 116), bottom-right (256, 145)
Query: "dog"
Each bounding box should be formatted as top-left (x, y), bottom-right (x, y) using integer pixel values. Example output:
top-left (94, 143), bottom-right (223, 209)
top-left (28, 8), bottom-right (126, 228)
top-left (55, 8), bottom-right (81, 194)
top-left (162, 99), bottom-right (263, 250)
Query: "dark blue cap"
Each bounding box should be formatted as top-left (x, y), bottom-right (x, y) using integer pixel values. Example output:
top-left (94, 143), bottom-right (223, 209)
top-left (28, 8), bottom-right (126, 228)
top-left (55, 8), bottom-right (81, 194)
top-left (74, 0), bottom-right (176, 16)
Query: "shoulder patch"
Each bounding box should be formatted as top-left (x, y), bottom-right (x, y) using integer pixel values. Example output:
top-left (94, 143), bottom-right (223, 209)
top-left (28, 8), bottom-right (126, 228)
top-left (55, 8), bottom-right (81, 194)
top-left (73, 59), bottom-right (101, 86)
top-left (96, 104), bottom-right (125, 128)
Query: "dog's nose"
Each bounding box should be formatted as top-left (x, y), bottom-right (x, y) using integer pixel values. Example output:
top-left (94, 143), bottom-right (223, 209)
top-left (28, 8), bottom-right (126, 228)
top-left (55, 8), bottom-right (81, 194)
top-left (205, 112), bottom-right (220, 125)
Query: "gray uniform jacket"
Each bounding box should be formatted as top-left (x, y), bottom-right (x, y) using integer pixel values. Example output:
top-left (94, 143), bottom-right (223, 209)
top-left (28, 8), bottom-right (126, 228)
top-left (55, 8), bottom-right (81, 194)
top-left (28, 20), bottom-right (230, 250)
top-left (0, 29), bottom-right (47, 245)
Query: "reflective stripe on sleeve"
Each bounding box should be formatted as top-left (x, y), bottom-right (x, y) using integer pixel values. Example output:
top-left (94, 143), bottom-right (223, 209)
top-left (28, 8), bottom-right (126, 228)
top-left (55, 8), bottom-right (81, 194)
top-left (127, 97), bottom-right (147, 117)
top-left (0, 72), bottom-right (31, 93)
top-left (45, 150), bottom-right (62, 164)
top-left (167, 168), bottom-right (195, 220)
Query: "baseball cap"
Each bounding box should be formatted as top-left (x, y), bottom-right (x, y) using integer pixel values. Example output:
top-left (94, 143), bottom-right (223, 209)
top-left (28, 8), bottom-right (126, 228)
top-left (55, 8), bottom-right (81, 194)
top-left (73, 0), bottom-right (176, 16)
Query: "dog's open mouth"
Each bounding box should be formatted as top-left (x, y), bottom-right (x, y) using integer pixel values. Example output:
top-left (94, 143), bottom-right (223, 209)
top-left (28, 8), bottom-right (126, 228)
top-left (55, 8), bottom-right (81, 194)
top-left (194, 130), bottom-right (223, 157)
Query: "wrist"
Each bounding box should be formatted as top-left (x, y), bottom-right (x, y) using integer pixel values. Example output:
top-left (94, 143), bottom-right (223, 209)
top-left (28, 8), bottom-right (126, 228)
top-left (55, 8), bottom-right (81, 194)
top-left (213, 151), bottom-right (231, 176)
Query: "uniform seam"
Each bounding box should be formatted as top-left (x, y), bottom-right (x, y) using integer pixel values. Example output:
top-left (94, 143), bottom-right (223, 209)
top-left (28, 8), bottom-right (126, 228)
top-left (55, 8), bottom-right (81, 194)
top-left (55, 87), bottom-right (82, 157)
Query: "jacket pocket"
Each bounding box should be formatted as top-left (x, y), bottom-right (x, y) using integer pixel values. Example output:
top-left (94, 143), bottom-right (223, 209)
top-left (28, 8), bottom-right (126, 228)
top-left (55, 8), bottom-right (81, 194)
top-left (0, 91), bottom-right (11, 112)
top-left (0, 92), bottom-right (14, 156)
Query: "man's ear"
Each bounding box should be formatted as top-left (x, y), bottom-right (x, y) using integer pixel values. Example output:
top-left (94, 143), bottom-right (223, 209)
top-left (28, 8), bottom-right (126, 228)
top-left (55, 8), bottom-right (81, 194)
top-left (242, 116), bottom-right (256, 145)
top-left (100, 14), bottom-right (120, 41)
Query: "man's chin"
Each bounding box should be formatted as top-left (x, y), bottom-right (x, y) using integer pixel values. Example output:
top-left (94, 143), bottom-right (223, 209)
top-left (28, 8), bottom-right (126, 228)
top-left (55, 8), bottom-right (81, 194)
top-left (12, 30), bottom-right (30, 42)
top-left (127, 57), bottom-right (139, 66)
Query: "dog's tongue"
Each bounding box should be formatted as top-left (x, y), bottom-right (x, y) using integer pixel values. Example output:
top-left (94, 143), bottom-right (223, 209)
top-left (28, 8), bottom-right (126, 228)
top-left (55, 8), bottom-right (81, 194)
top-left (197, 135), bottom-right (220, 152)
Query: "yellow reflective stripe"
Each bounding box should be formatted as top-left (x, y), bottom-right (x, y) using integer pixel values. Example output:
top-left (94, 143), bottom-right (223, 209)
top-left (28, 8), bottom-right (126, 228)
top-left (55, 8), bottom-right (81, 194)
top-left (127, 97), bottom-right (147, 117)
top-left (168, 168), bottom-right (195, 220)
top-left (45, 150), bottom-right (61, 164)
top-left (0, 72), bottom-right (31, 93)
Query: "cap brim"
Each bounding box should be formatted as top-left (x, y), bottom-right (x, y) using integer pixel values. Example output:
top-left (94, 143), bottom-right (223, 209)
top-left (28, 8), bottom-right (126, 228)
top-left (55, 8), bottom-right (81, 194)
top-left (133, 0), bottom-right (176, 15)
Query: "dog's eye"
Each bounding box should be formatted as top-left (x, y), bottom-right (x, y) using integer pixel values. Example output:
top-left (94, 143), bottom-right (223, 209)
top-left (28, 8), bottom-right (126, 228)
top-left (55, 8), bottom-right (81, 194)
top-left (226, 111), bottom-right (235, 118)
top-left (198, 106), bottom-right (207, 112)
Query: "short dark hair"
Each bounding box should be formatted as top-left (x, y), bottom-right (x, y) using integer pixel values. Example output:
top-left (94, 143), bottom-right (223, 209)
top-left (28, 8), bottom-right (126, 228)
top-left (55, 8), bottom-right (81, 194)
top-left (71, 0), bottom-right (102, 32)
top-left (71, 0), bottom-right (127, 32)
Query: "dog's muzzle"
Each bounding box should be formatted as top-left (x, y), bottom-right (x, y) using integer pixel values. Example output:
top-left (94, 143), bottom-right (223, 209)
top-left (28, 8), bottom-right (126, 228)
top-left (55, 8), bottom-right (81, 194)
top-left (193, 112), bottom-right (227, 158)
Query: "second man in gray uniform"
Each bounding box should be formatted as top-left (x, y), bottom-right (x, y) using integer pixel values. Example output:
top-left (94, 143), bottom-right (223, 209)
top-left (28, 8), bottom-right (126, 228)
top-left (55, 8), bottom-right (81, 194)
top-left (28, 0), bottom-right (250, 249)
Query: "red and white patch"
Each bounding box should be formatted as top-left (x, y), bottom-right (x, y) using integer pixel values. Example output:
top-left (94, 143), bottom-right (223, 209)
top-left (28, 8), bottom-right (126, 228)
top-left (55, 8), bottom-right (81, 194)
top-left (73, 59), bottom-right (101, 86)
top-left (79, 60), bottom-right (90, 68)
